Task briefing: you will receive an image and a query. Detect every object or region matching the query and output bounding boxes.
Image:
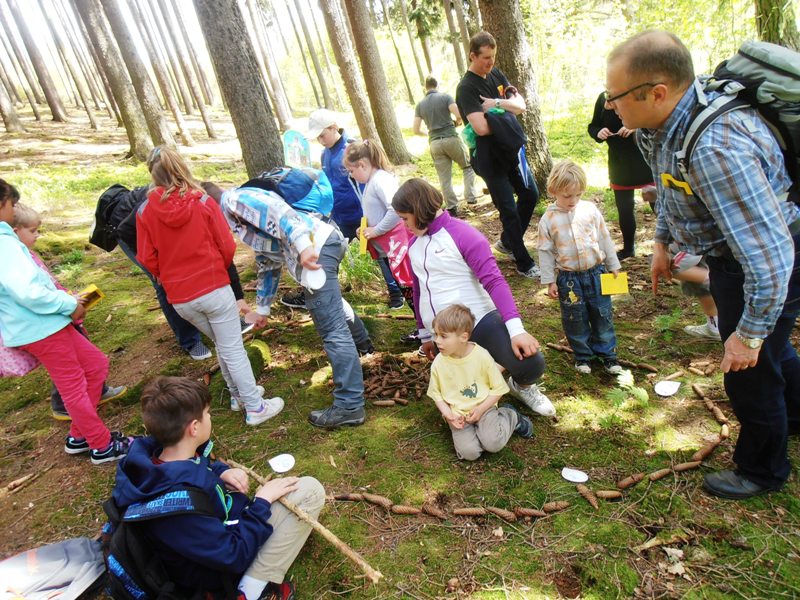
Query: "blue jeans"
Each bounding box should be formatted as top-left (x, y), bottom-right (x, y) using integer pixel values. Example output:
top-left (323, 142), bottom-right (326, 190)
top-left (707, 233), bottom-right (800, 489)
top-left (305, 233), bottom-right (365, 410)
top-left (557, 265), bottom-right (616, 362)
top-left (118, 239), bottom-right (200, 351)
top-left (377, 257), bottom-right (401, 295)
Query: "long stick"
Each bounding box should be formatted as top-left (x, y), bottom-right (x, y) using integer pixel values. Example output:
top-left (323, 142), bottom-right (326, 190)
top-left (225, 459), bottom-right (384, 584)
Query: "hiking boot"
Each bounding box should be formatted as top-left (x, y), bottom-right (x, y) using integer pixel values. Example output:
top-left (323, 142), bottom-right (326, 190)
top-left (64, 434), bottom-right (90, 455)
top-left (516, 264), bottom-right (541, 279)
top-left (503, 404), bottom-right (534, 439)
top-left (90, 432), bottom-right (133, 465)
top-left (308, 405), bottom-right (365, 429)
top-left (388, 291), bottom-right (404, 310)
top-left (246, 396), bottom-right (284, 426)
top-left (187, 341), bottom-right (212, 361)
top-left (257, 581), bottom-right (296, 600)
top-left (603, 360), bottom-right (622, 375)
top-left (684, 323), bottom-right (721, 341)
top-left (52, 384), bottom-right (128, 421)
top-left (399, 330), bottom-right (421, 344)
top-left (241, 317), bottom-right (254, 336)
top-left (507, 377), bottom-right (556, 416)
top-left (575, 361), bottom-right (592, 374)
top-left (280, 290), bottom-right (307, 309)
top-left (494, 240), bottom-right (513, 256)
top-left (231, 385), bottom-right (265, 412)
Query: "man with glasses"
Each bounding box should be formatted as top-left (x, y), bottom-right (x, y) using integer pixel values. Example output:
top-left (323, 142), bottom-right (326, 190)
top-left (606, 30), bottom-right (800, 499)
top-left (455, 31), bottom-right (540, 279)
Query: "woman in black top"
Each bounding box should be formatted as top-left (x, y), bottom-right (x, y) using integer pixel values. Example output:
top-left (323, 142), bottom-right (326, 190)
top-left (588, 92), bottom-right (655, 260)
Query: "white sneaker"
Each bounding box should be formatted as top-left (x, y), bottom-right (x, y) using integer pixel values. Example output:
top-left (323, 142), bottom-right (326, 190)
top-left (517, 265), bottom-right (541, 279)
top-left (684, 323), bottom-right (721, 341)
top-left (507, 377), bottom-right (556, 416)
top-left (575, 361), bottom-right (592, 374)
top-left (231, 385), bottom-right (265, 411)
top-left (246, 396), bottom-right (284, 426)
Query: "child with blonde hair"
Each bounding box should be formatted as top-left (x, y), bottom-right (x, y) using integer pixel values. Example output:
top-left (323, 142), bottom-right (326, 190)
top-left (137, 147), bottom-right (283, 426)
top-left (538, 160), bottom-right (622, 374)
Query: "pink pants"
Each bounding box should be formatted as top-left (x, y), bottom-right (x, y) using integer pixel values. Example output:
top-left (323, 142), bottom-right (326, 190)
top-left (22, 325), bottom-right (111, 449)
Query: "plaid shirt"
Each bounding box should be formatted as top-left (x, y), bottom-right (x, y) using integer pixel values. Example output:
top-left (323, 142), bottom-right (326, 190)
top-left (637, 80), bottom-right (798, 338)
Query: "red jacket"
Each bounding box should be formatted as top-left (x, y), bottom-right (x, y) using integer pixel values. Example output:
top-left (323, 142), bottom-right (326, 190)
top-left (136, 187), bottom-right (236, 304)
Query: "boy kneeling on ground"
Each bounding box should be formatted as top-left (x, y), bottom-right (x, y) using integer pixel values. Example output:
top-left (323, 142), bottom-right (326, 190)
top-left (112, 376), bottom-right (324, 599)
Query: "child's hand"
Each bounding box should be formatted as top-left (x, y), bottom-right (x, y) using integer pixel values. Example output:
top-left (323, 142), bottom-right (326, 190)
top-left (236, 299), bottom-right (250, 314)
top-left (220, 467), bottom-right (249, 494)
top-left (255, 476), bottom-right (299, 503)
top-left (362, 227), bottom-right (377, 240)
top-left (465, 406), bottom-right (487, 424)
top-left (612, 270), bottom-right (620, 277)
top-left (244, 311), bottom-right (268, 330)
top-left (70, 303), bottom-right (86, 322)
top-left (547, 282), bottom-right (558, 299)
top-left (420, 341), bottom-right (437, 361)
top-left (299, 247), bottom-right (321, 270)
top-left (444, 411), bottom-right (465, 429)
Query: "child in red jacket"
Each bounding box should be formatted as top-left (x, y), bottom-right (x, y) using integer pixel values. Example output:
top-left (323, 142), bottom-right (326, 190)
top-left (136, 147), bottom-right (282, 426)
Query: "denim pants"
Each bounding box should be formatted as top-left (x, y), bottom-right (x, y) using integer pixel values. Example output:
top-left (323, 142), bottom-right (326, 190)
top-left (305, 234), bottom-right (365, 410)
top-left (174, 286), bottom-right (263, 411)
top-left (557, 265), bottom-right (617, 362)
top-left (707, 233), bottom-right (800, 489)
top-left (484, 167), bottom-right (539, 272)
top-left (118, 239), bottom-right (200, 351)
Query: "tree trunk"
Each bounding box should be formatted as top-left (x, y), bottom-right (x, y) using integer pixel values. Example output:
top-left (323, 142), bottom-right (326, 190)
top-left (285, 0), bottom-right (322, 107)
top-left (0, 64), bottom-right (24, 131)
top-left (146, 0), bottom-right (194, 114)
top-left (441, 0), bottom-right (466, 74)
top-left (0, 58), bottom-right (20, 105)
top-left (100, 0), bottom-right (175, 147)
top-left (755, 0), bottom-right (800, 51)
top-left (74, 0), bottom-right (152, 160)
top-left (451, 0), bottom-right (471, 59)
top-left (467, 0), bottom-right (480, 32)
top-left (56, 0), bottom-right (106, 113)
top-left (268, 0), bottom-right (292, 57)
top-left (319, 0), bottom-right (379, 141)
top-left (342, 0), bottom-right (410, 164)
top-left (170, 0), bottom-right (214, 106)
top-left (38, 0), bottom-right (98, 129)
top-left (479, 0), bottom-right (551, 189)
top-left (398, 0), bottom-right (425, 85)
top-left (307, 0), bottom-right (343, 109)
top-left (256, 0), bottom-right (293, 113)
top-left (0, 22), bottom-right (42, 120)
top-left (292, 0), bottom-right (333, 108)
top-left (6, 0), bottom-right (69, 121)
top-left (0, 1), bottom-right (45, 106)
top-left (127, 0), bottom-right (194, 145)
top-left (410, 0), bottom-right (433, 74)
top-left (379, 0), bottom-right (414, 104)
top-left (193, 0), bottom-right (283, 176)
top-left (155, 0), bottom-right (216, 138)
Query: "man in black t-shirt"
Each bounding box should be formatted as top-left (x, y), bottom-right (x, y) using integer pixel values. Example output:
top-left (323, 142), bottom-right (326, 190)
top-left (456, 31), bottom-right (540, 279)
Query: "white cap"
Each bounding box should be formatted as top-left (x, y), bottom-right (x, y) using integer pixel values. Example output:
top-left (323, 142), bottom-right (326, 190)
top-left (307, 109), bottom-right (338, 139)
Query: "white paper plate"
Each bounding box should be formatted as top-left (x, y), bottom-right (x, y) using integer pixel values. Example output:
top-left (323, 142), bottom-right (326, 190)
top-left (268, 453), bottom-right (295, 473)
top-left (301, 267), bottom-right (325, 291)
top-left (561, 467), bottom-right (588, 483)
top-left (654, 380), bottom-right (681, 397)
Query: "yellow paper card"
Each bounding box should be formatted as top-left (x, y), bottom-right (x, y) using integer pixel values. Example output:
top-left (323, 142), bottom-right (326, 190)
top-left (600, 272), bottom-right (628, 295)
top-left (79, 284), bottom-right (105, 309)
top-left (359, 216), bottom-right (368, 254)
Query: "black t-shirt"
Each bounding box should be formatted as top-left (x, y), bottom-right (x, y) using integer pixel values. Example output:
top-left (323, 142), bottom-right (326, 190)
top-left (455, 68), bottom-right (512, 124)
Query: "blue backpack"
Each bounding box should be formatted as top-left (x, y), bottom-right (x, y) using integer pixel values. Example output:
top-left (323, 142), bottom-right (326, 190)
top-left (243, 167), bottom-right (333, 218)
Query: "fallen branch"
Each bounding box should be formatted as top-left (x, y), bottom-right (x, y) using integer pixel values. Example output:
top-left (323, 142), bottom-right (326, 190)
top-left (226, 459), bottom-right (383, 584)
top-left (0, 466), bottom-right (52, 500)
top-left (374, 313), bottom-right (416, 320)
top-left (634, 531), bottom-right (693, 553)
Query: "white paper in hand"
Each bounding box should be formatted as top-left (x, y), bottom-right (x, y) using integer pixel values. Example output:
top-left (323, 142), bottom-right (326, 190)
top-left (268, 453), bottom-right (295, 473)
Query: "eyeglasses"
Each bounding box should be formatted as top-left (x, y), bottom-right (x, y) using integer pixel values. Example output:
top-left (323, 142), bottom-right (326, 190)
top-left (604, 82), bottom-right (662, 103)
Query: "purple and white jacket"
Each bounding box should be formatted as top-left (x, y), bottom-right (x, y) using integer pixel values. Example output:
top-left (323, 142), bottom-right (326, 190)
top-left (410, 211), bottom-right (526, 343)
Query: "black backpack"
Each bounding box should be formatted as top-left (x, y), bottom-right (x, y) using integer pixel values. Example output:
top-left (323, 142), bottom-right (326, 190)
top-left (101, 488), bottom-right (238, 600)
top-left (90, 184), bottom-right (130, 252)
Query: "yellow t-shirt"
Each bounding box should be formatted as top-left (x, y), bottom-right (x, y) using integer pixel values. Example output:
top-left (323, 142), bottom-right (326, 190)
top-left (426, 343), bottom-right (510, 416)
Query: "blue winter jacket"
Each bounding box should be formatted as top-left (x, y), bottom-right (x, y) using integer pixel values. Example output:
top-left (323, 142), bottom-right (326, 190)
top-left (322, 130), bottom-right (363, 227)
top-left (112, 437), bottom-right (274, 593)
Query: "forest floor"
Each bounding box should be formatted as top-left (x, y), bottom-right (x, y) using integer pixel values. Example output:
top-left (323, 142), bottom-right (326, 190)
top-left (0, 110), bottom-right (798, 599)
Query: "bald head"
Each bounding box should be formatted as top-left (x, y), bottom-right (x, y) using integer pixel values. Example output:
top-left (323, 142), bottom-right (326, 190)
top-left (608, 30), bottom-right (695, 91)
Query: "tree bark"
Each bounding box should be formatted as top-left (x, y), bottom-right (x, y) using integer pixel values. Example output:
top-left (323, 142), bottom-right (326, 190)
top-left (0, 23), bottom-right (41, 120)
top-left (170, 0), bottom-right (213, 106)
top-left (441, 0), bottom-right (466, 74)
top-left (342, 0), bottom-right (410, 164)
top-left (451, 0), bottom-right (471, 59)
top-left (6, 0), bottom-right (69, 121)
top-left (467, 0), bottom-right (481, 32)
top-left (755, 0), bottom-right (800, 51)
top-left (0, 64), bottom-right (24, 131)
top-left (55, 0), bottom-right (107, 113)
top-left (479, 0), bottom-right (551, 189)
top-left (379, 0), bottom-right (414, 104)
top-left (127, 0), bottom-right (194, 145)
top-left (193, 0), bottom-right (284, 177)
top-left (285, 0), bottom-right (322, 107)
top-left (397, 0), bottom-right (425, 85)
top-left (319, 0), bottom-right (379, 141)
top-left (307, 0), bottom-right (343, 109)
top-left (256, 0), bottom-right (293, 113)
top-left (0, 1), bottom-right (45, 106)
top-left (146, 0), bottom-right (194, 114)
top-left (0, 57), bottom-right (20, 105)
top-left (74, 0), bottom-right (152, 160)
top-left (292, 0), bottom-right (333, 108)
top-left (410, 0), bottom-right (433, 74)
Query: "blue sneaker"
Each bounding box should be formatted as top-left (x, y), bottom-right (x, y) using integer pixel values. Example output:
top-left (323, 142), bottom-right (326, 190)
top-left (90, 432), bottom-right (133, 465)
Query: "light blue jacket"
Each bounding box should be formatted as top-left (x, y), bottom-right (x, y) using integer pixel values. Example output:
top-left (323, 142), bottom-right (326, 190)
top-left (0, 222), bottom-right (76, 346)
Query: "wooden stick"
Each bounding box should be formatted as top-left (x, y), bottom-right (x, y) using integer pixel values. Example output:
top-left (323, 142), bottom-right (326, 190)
top-left (374, 313), bottom-right (416, 320)
top-left (226, 459), bottom-right (384, 584)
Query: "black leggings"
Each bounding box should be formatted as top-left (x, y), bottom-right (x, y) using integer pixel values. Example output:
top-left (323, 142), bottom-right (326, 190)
top-left (614, 189), bottom-right (636, 254)
top-left (470, 310), bottom-right (545, 385)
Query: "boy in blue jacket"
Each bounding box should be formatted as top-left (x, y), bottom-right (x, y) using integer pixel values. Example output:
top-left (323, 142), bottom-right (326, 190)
top-left (112, 376), bottom-right (324, 599)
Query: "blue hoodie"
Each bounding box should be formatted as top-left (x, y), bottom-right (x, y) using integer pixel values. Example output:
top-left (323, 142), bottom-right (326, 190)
top-left (321, 130), bottom-right (363, 227)
top-left (112, 437), bottom-right (274, 593)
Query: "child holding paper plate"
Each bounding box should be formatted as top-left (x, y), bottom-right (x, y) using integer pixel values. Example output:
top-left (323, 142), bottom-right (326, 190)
top-left (537, 160), bottom-right (622, 375)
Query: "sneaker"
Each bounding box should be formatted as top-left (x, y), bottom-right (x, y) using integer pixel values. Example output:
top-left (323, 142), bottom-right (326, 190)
top-left (603, 360), bottom-right (622, 375)
top-left (241, 317), bottom-right (254, 336)
top-left (517, 264), bottom-right (541, 279)
top-left (357, 343), bottom-right (375, 357)
top-left (575, 361), bottom-right (592, 374)
top-left (502, 404), bottom-right (534, 439)
top-left (231, 385), bottom-right (265, 412)
top-left (400, 330), bottom-right (421, 344)
top-left (90, 432), bottom-right (133, 465)
top-left (684, 323), bottom-right (722, 341)
top-left (507, 377), bottom-right (556, 417)
top-left (308, 405), bottom-right (365, 429)
top-left (64, 434), bottom-right (90, 455)
top-left (52, 385), bottom-right (129, 421)
top-left (280, 290), bottom-right (307, 309)
top-left (246, 396), bottom-right (284, 426)
top-left (101, 385), bottom-right (128, 404)
top-left (188, 341), bottom-right (212, 361)
top-left (616, 249), bottom-right (635, 261)
top-left (388, 292), bottom-right (404, 310)
top-left (494, 240), bottom-right (513, 256)
top-left (257, 581), bottom-right (296, 600)
top-left (417, 345), bottom-right (427, 357)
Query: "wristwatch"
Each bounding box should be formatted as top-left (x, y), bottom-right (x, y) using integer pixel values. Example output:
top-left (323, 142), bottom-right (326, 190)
top-left (495, 99), bottom-right (501, 108)
top-left (735, 331), bottom-right (763, 349)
